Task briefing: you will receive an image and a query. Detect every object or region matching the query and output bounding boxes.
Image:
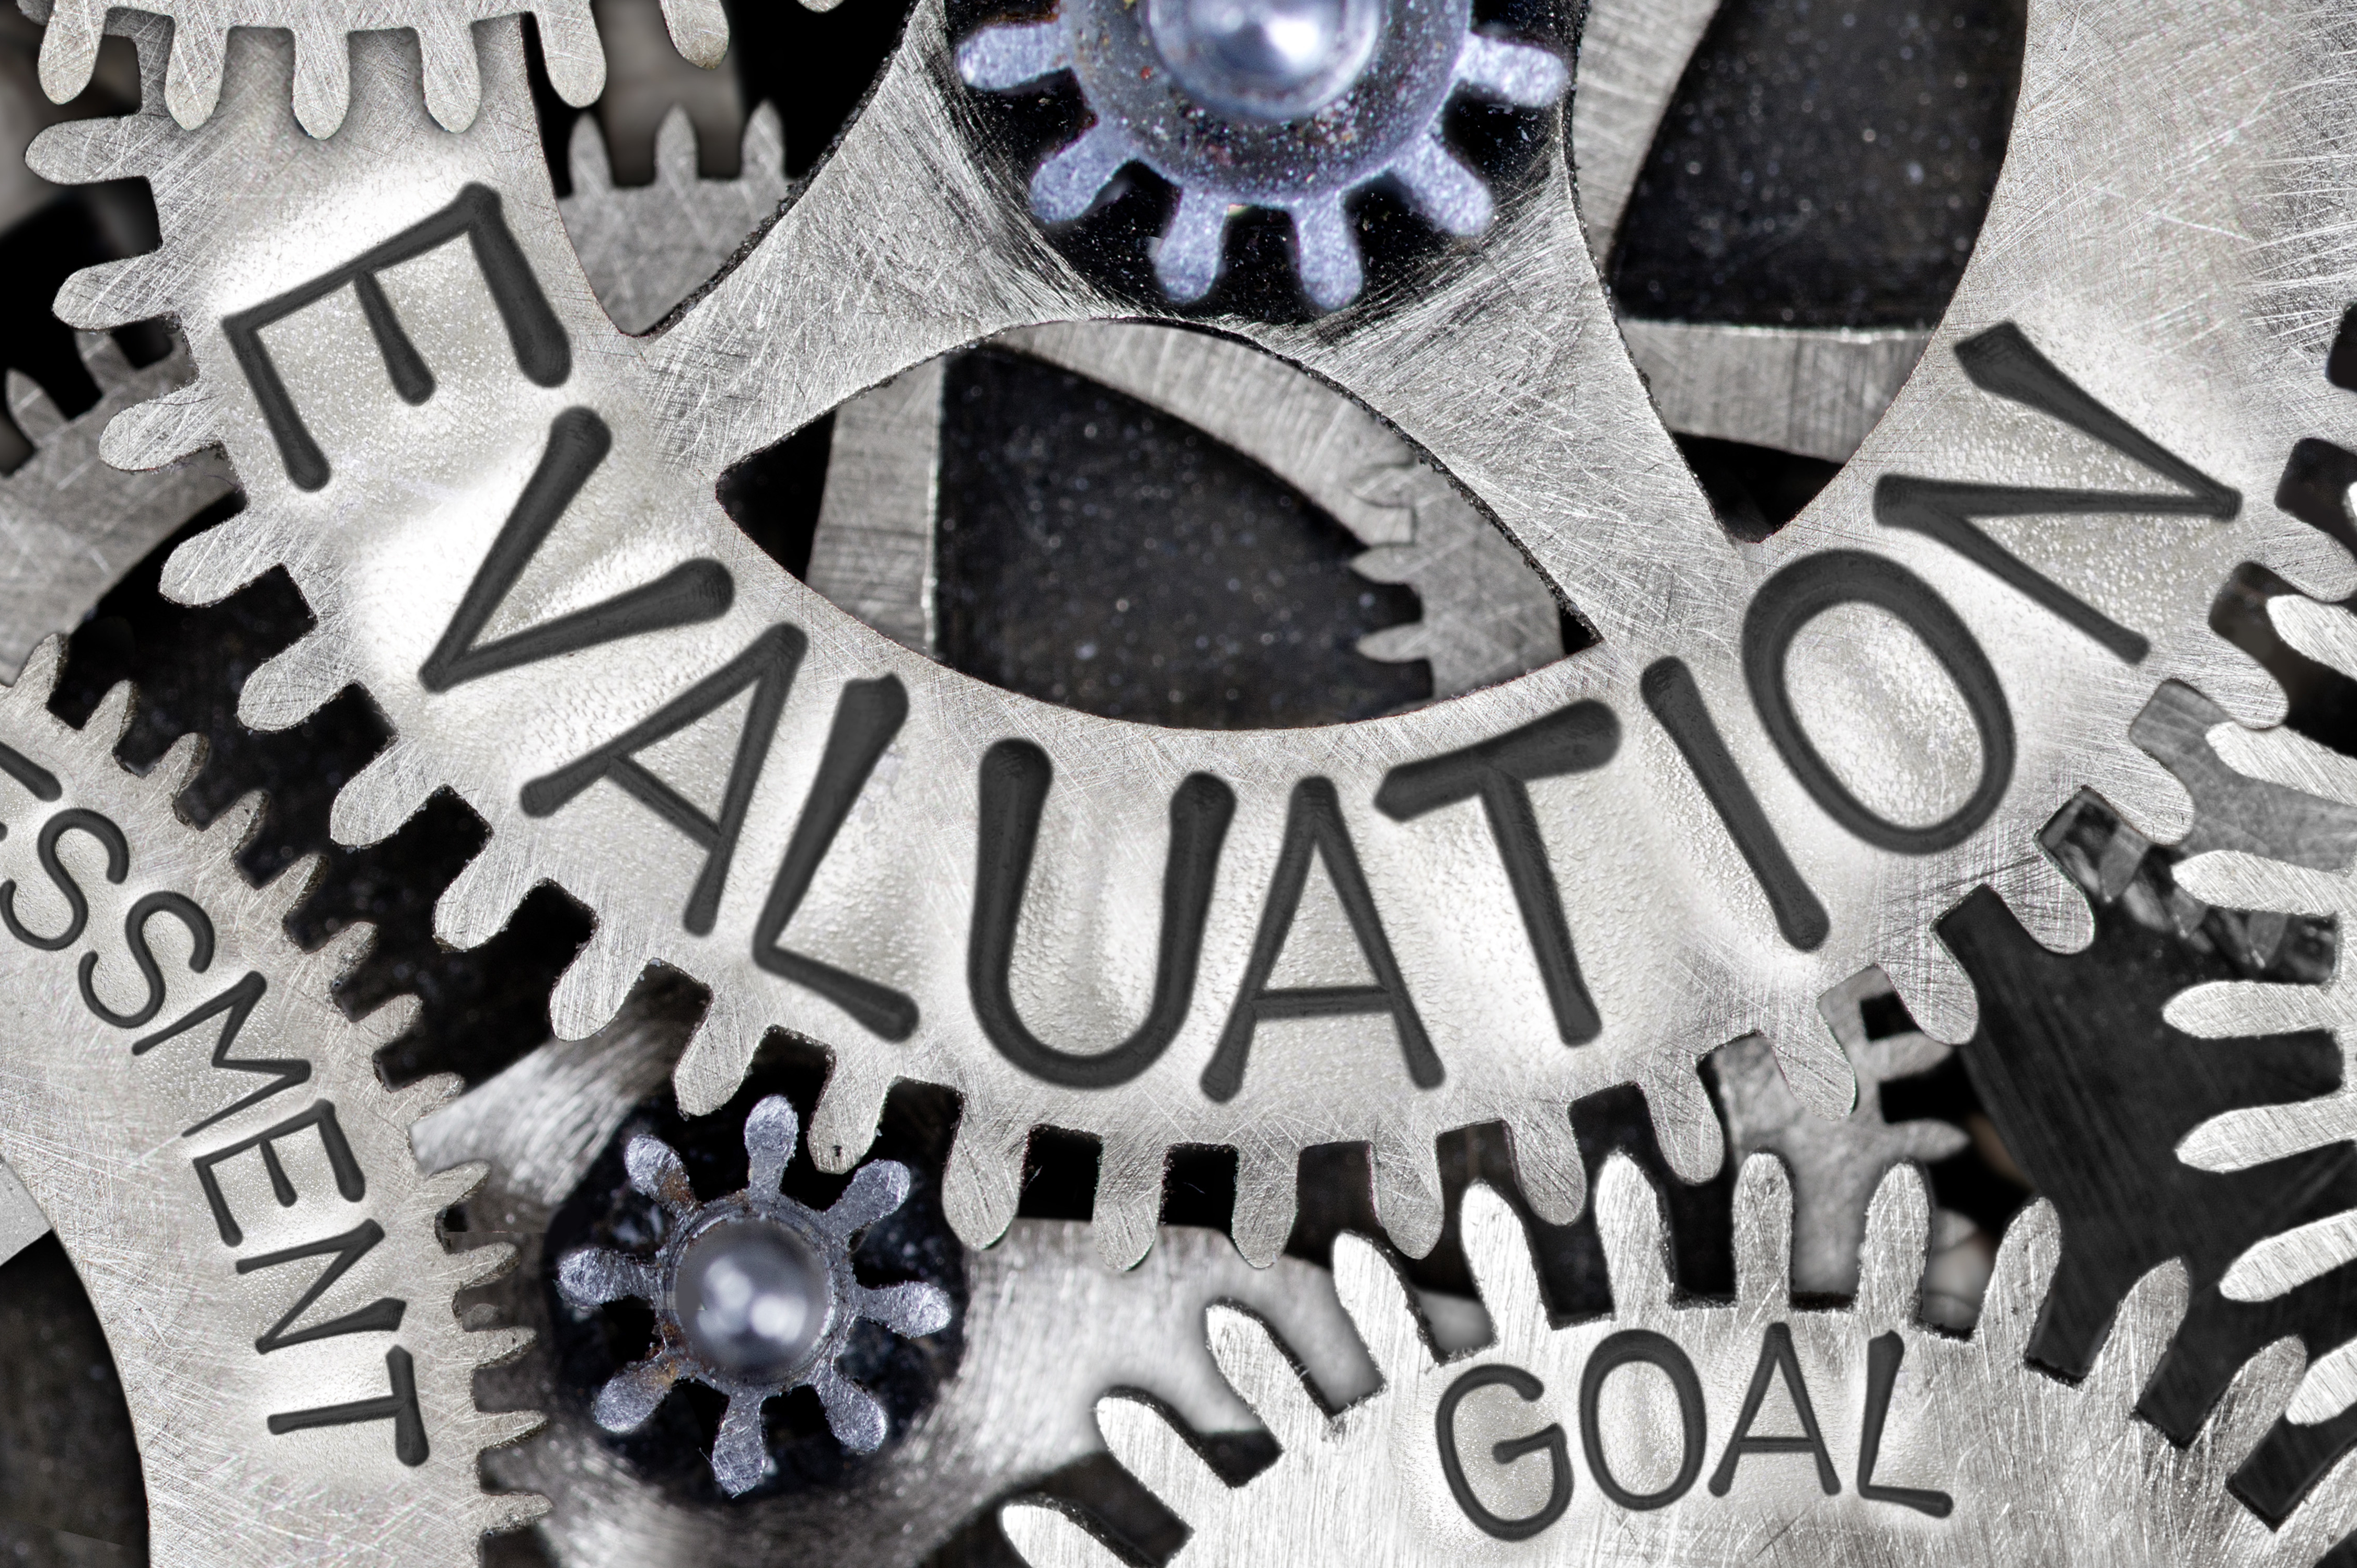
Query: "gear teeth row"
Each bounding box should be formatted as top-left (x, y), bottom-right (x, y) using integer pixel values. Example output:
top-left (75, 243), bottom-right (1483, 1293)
top-left (0, 635), bottom-right (551, 1559)
top-left (32, 0), bottom-right (726, 137)
top-left (2165, 593), bottom-right (2357, 1428)
top-left (1004, 1157), bottom-right (2357, 1566)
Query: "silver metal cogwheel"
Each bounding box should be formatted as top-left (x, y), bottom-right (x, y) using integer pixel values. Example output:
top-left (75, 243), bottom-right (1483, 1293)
top-left (557, 1094), bottom-right (954, 1495)
top-left (954, 0), bottom-right (1568, 307)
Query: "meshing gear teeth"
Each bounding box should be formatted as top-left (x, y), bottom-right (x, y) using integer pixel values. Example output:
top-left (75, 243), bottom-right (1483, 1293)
top-left (1001, 1157), bottom-right (2357, 1566)
top-left (2164, 594), bottom-right (2357, 1433)
top-left (0, 636), bottom-right (544, 1565)
top-left (28, 0), bottom-right (2354, 1278)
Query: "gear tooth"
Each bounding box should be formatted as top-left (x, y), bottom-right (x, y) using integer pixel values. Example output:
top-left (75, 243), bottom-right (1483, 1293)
top-left (1856, 1162), bottom-right (1932, 1330)
top-left (805, 1057), bottom-right (889, 1175)
top-left (1153, 189), bottom-right (1230, 303)
top-left (73, 330), bottom-right (132, 391)
top-left (1990, 850), bottom-right (2095, 956)
top-left (656, 0), bottom-right (732, 67)
top-left (202, 792), bottom-right (266, 857)
top-left (2211, 713), bottom-right (2357, 808)
top-left (1388, 135), bottom-right (1493, 237)
top-left (1371, 1134), bottom-right (1445, 1260)
top-left (6, 371), bottom-right (65, 445)
top-left (238, 630), bottom-right (352, 732)
top-left (958, 20), bottom-right (1073, 91)
top-left (1206, 1304), bottom-right (1328, 1451)
top-left (1328, 1233), bottom-right (1428, 1386)
top-left (1638, 1058), bottom-right (1725, 1183)
top-left (288, 26), bottom-right (352, 139)
top-left (2271, 595), bottom-right (2357, 681)
top-left (1096, 1394), bottom-right (1226, 1520)
top-left (103, 380), bottom-right (219, 473)
top-left (162, 24), bottom-right (228, 130)
top-left (5, 636), bottom-right (66, 707)
top-left (530, 3), bottom-right (609, 108)
top-left (567, 111), bottom-right (615, 194)
top-left (593, 1355), bottom-right (679, 1433)
top-left (1594, 1154), bottom-right (1673, 1318)
top-left (670, 987), bottom-right (768, 1117)
top-left (1093, 1134), bottom-right (1165, 1271)
top-left (1762, 1016), bottom-right (1859, 1118)
top-left (394, 1066), bottom-right (461, 1123)
top-left (1731, 1154), bottom-right (1794, 1315)
top-left (999, 1501), bottom-right (1127, 1568)
top-left (1458, 1184), bottom-right (1545, 1348)
top-left (742, 100), bottom-right (784, 174)
top-left (2094, 742), bottom-right (2198, 847)
top-left (85, 681), bottom-right (136, 751)
top-left (256, 849), bottom-right (328, 925)
top-left (547, 920), bottom-right (649, 1040)
top-left (145, 731), bottom-right (207, 801)
top-left (27, 114), bottom-right (164, 186)
top-left (1231, 1146), bottom-right (1299, 1269)
top-left (815, 1369), bottom-right (887, 1454)
top-left (2174, 850), bottom-right (2347, 919)
top-left (472, 1478), bottom-right (551, 1524)
top-left (1975, 1198), bottom-right (2062, 1364)
top-left (34, 1), bottom-right (105, 107)
top-left (303, 919), bottom-right (378, 992)
top-left (435, 834), bottom-right (541, 950)
top-left (2219, 1213), bottom-right (2357, 1299)
top-left (1454, 33), bottom-right (1570, 107)
top-left (942, 1119), bottom-right (1025, 1248)
top-left (2085, 1259), bottom-right (2188, 1413)
top-left (1290, 199), bottom-right (1364, 311)
top-left (654, 105), bottom-right (698, 189)
top-left (1880, 944), bottom-right (1977, 1048)
top-left (160, 510), bottom-right (279, 609)
top-left (853, 1279), bottom-right (951, 1338)
top-left (2289, 1339), bottom-right (2357, 1426)
top-left (1504, 1108), bottom-right (1586, 1226)
top-left (330, 740), bottom-right (437, 848)
top-left (450, 1240), bottom-right (522, 1294)
top-left (2163, 977), bottom-right (2335, 1044)
top-left (1029, 123), bottom-right (1128, 224)
top-left (2203, 1337), bottom-right (2309, 1467)
top-left (415, 22), bottom-right (486, 132)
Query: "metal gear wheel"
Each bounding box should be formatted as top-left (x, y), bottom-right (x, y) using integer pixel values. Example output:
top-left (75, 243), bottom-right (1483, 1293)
top-left (27, 0), bottom-right (2353, 1291)
top-left (1001, 1157), bottom-right (2357, 1565)
top-left (0, 636), bottom-right (542, 1564)
top-left (953, 0), bottom-right (1569, 308)
top-left (555, 1094), bottom-right (954, 1494)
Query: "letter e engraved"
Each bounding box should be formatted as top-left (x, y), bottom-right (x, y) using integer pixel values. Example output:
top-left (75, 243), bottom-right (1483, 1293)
top-left (1, 808), bottom-right (126, 952)
top-left (1435, 1364), bottom-right (1573, 1541)
top-left (135, 972), bottom-right (311, 1137)
top-left (268, 1346), bottom-right (429, 1467)
top-left (1874, 322), bottom-right (2238, 663)
top-left (239, 1220), bottom-right (406, 1355)
top-left (521, 624), bottom-right (805, 935)
top-left (1856, 1331), bottom-right (1953, 1518)
top-left (1201, 778), bottom-right (1437, 1102)
top-left (1640, 659), bottom-right (1830, 951)
top-left (191, 1101), bottom-right (364, 1247)
top-left (1577, 1329), bottom-right (1707, 1510)
top-left (970, 738), bottom-right (1236, 1088)
top-left (1708, 1321), bottom-right (1841, 1498)
top-left (81, 891), bottom-right (213, 1029)
top-left (754, 677), bottom-right (920, 1041)
top-left (224, 183), bottom-right (569, 491)
top-left (1376, 700), bottom-right (1620, 1045)
top-left (418, 407), bottom-right (733, 695)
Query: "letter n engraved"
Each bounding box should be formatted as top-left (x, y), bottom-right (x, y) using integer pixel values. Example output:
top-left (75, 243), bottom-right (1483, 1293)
top-left (224, 183), bottom-right (569, 490)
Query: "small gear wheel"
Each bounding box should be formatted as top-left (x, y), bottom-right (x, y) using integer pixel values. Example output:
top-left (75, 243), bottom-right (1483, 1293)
top-left (557, 1095), bottom-right (954, 1495)
top-left (955, 0), bottom-right (1567, 307)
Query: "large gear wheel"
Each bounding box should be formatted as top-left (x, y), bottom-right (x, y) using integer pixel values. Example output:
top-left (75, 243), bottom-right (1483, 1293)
top-left (25, 0), bottom-right (2352, 1293)
top-left (1001, 1157), bottom-right (2357, 1564)
top-left (0, 637), bottom-right (541, 1564)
